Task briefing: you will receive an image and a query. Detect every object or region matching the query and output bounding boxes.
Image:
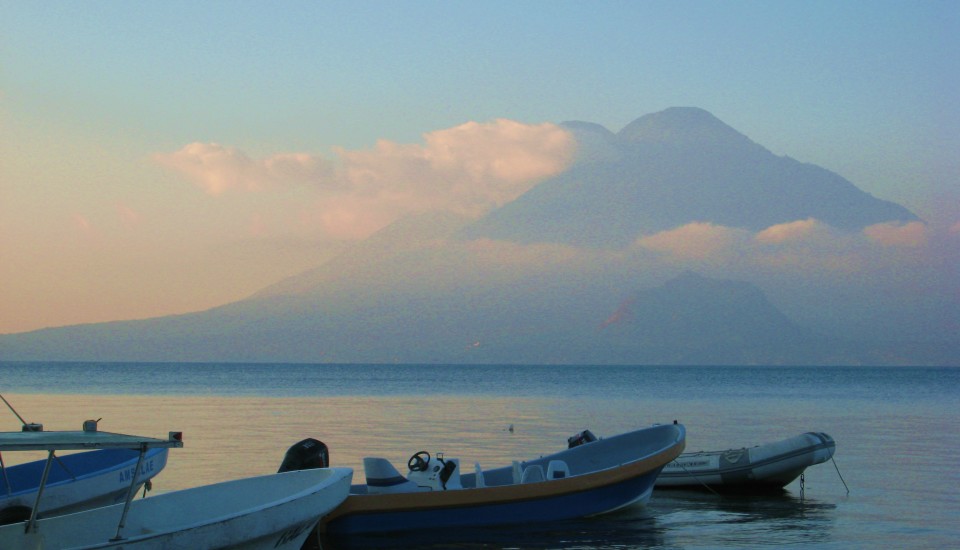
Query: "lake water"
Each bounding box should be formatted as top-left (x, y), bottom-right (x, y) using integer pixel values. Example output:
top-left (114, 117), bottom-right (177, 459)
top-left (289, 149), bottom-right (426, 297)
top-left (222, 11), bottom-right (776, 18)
top-left (2, 363), bottom-right (957, 549)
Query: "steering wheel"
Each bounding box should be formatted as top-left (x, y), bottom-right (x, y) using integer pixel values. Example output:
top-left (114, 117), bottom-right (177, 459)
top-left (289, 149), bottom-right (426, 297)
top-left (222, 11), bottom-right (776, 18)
top-left (407, 451), bottom-right (431, 472)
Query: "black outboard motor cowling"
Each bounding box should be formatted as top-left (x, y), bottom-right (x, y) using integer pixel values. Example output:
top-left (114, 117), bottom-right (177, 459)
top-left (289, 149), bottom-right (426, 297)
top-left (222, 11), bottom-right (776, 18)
top-left (278, 438), bottom-right (329, 473)
top-left (567, 429), bottom-right (598, 449)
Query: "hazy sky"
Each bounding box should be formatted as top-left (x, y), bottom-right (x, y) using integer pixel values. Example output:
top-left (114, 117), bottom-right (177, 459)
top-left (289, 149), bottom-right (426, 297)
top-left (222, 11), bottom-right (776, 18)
top-left (2, 1), bottom-right (957, 334)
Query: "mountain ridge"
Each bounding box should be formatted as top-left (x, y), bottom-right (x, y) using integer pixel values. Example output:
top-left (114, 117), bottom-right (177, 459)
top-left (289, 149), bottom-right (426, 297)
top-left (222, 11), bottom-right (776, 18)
top-left (0, 107), bottom-right (951, 366)
top-left (461, 107), bottom-right (917, 247)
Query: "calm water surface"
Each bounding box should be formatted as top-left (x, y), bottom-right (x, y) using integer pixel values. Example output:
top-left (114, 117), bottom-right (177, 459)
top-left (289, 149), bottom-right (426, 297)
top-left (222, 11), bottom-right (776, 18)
top-left (2, 363), bottom-right (957, 549)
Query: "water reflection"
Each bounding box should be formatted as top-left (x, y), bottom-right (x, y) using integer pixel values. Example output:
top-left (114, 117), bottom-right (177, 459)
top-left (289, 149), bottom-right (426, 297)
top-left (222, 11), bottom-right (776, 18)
top-left (320, 510), bottom-right (668, 550)
top-left (319, 492), bottom-right (836, 550)
top-left (650, 490), bottom-right (836, 547)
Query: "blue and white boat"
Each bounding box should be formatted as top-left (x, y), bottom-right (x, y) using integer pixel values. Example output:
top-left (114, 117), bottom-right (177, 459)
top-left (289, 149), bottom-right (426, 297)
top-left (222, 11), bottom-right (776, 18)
top-left (1, 422), bottom-right (170, 523)
top-left (1, 446), bottom-right (168, 522)
top-left (318, 422), bottom-right (685, 536)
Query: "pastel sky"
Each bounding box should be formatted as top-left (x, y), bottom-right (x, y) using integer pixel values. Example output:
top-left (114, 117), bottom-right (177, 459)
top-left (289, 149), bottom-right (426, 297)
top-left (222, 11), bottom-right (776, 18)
top-left (2, 1), bottom-right (957, 334)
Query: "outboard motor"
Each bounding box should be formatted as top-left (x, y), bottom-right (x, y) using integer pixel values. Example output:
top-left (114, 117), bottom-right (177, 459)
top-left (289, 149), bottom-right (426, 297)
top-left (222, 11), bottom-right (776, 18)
top-left (567, 429), bottom-right (598, 449)
top-left (278, 438), bottom-right (329, 473)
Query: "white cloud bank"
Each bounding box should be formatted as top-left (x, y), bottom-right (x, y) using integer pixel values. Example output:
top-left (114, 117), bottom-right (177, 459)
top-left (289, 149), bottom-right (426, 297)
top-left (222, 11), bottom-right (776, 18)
top-left (154, 119), bottom-right (575, 240)
top-left (574, 218), bottom-right (953, 281)
top-left (755, 218), bottom-right (833, 245)
top-left (153, 143), bottom-right (331, 195)
top-left (635, 222), bottom-right (752, 261)
top-left (863, 221), bottom-right (929, 247)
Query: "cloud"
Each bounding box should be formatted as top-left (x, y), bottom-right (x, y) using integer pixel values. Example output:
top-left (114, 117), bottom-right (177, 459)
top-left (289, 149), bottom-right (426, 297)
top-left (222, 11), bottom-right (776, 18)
top-left (749, 218), bottom-right (861, 272)
top-left (313, 194), bottom-right (403, 240)
top-left (153, 143), bottom-right (331, 195)
top-left (628, 219), bottom-right (955, 278)
top-left (154, 120), bottom-right (574, 240)
top-left (423, 119), bottom-right (575, 185)
top-left (634, 222), bottom-right (751, 261)
top-left (623, 219), bottom-right (934, 277)
top-left (754, 218), bottom-right (832, 245)
top-left (331, 119), bottom-right (575, 220)
top-left (863, 221), bottom-right (929, 247)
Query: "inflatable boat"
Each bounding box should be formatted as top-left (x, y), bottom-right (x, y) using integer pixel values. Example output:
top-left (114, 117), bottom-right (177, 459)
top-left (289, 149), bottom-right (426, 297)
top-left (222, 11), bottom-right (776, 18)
top-left (655, 432), bottom-right (835, 492)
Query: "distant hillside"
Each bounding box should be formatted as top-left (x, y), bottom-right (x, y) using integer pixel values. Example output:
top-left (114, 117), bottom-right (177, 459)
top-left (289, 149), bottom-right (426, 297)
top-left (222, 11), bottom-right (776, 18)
top-left (1, 269), bottom-right (946, 365)
top-left (1, 107), bottom-right (951, 366)
top-left (251, 210), bottom-right (472, 300)
top-left (595, 272), bottom-right (823, 365)
top-left (461, 107), bottom-right (917, 247)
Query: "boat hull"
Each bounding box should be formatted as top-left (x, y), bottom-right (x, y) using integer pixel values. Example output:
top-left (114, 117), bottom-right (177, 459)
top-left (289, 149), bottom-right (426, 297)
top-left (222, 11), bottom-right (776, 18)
top-left (0, 467), bottom-right (353, 550)
top-left (321, 423), bottom-right (685, 535)
top-left (1, 448), bottom-right (169, 520)
top-left (656, 432), bottom-right (835, 491)
top-left (327, 468), bottom-right (661, 535)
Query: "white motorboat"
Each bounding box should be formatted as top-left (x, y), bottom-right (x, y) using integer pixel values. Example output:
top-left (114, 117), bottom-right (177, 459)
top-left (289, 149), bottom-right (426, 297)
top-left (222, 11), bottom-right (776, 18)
top-left (0, 429), bottom-right (353, 549)
top-left (1, 468), bottom-right (353, 549)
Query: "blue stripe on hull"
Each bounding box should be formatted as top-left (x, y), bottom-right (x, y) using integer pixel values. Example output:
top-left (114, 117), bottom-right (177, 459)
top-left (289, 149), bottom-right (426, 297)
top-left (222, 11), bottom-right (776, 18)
top-left (326, 470), bottom-right (661, 535)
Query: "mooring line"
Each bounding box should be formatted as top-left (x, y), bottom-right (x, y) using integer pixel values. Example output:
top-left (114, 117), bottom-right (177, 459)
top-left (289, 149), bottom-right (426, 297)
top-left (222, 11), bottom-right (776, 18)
top-left (671, 459), bottom-right (723, 497)
top-left (831, 456), bottom-right (850, 494)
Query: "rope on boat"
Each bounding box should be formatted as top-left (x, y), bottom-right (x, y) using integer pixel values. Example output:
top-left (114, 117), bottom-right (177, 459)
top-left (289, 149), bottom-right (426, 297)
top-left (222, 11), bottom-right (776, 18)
top-left (1, 393), bottom-right (26, 495)
top-left (0, 393), bottom-right (28, 426)
top-left (831, 456), bottom-right (850, 495)
top-left (53, 454), bottom-right (78, 482)
top-left (0, 393), bottom-right (79, 482)
top-left (670, 459), bottom-right (723, 497)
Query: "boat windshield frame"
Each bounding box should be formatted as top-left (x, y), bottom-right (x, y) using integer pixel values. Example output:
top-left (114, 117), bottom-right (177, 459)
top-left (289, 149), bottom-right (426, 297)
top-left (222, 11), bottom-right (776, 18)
top-left (0, 430), bottom-right (183, 452)
top-left (0, 429), bottom-right (183, 539)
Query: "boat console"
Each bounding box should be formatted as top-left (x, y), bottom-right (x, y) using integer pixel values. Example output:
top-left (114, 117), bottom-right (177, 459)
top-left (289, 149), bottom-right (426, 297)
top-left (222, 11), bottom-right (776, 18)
top-left (361, 451), bottom-right (464, 493)
top-left (405, 452), bottom-right (461, 491)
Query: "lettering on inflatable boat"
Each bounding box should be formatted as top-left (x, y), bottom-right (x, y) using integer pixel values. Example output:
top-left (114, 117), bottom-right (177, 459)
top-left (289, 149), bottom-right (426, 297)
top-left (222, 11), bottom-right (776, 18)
top-left (116, 459), bottom-right (156, 482)
top-left (673, 459), bottom-right (710, 468)
top-left (274, 520), bottom-right (312, 548)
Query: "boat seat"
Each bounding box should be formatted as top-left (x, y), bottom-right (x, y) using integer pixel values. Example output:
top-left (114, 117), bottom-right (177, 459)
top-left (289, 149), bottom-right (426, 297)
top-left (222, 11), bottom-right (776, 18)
top-left (512, 461), bottom-right (523, 484)
top-left (442, 458), bottom-right (462, 490)
top-left (474, 462), bottom-right (486, 488)
top-left (546, 460), bottom-right (571, 480)
top-left (520, 464), bottom-right (545, 484)
top-left (363, 457), bottom-right (422, 494)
